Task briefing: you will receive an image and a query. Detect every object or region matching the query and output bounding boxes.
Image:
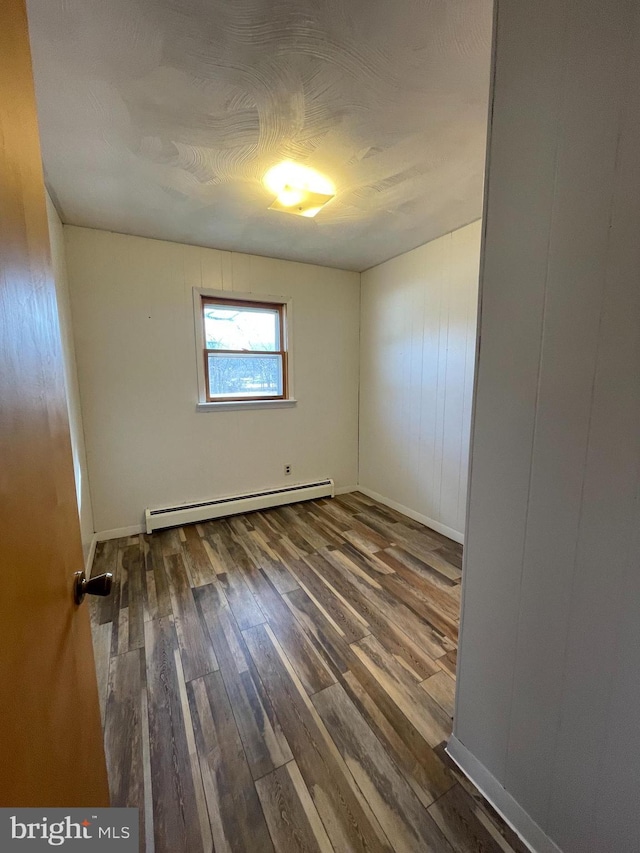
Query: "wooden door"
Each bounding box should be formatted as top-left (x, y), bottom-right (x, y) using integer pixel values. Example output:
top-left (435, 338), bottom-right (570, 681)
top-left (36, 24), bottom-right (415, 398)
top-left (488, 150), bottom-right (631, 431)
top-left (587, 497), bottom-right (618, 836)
top-left (0, 0), bottom-right (109, 806)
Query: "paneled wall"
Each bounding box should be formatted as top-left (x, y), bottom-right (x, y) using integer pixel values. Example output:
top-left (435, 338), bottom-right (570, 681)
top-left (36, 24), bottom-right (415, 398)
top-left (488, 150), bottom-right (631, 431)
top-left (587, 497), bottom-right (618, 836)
top-left (64, 227), bottom-right (360, 534)
top-left (359, 221), bottom-right (481, 542)
top-left (46, 194), bottom-right (94, 563)
top-left (452, 2), bottom-right (640, 851)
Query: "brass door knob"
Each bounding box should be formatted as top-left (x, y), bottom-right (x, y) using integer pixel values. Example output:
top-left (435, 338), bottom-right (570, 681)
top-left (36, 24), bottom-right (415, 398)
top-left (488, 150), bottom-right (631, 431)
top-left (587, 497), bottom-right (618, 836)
top-left (74, 571), bottom-right (113, 605)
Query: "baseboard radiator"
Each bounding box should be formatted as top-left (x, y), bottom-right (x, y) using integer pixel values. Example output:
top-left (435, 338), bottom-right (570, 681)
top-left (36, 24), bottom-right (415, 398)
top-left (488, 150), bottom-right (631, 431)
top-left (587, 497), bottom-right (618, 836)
top-left (145, 479), bottom-right (335, 534)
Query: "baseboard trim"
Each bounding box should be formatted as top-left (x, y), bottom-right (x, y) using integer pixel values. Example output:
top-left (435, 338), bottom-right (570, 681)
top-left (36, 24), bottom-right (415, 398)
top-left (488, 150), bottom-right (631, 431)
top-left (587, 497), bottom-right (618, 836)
top-left (96, 524), bottom-right (144, 541)
top-left (357, 486), bottom-right (464, 544)
top-left (446, 735), bottom-right (561, 853)
top-left (334, 485), bottom-right (358, 496)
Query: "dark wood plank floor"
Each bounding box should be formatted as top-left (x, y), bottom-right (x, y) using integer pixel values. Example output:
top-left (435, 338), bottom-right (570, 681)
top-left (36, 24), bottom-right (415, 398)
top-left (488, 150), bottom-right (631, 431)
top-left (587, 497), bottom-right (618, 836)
top-left (90, 492), bottom-right (527, 853)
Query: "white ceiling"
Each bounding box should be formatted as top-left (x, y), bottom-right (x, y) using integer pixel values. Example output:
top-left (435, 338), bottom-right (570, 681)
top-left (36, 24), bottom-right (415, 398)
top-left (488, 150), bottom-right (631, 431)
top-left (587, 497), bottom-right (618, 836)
top-left (27, 0), bottom-right (492, 272)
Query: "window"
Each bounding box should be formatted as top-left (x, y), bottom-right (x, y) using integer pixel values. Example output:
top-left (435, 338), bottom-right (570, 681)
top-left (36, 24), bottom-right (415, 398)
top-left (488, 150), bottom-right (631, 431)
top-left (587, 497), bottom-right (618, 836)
top-left (200, 296), bottom-right (288, 402)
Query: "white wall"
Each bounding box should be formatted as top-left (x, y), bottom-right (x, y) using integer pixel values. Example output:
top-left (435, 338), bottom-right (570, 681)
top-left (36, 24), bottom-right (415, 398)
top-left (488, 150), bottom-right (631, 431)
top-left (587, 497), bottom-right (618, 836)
top-left (359, 221), bottom-right (480, 543)
top-left (64, 227), bottom-right (360, 534)
top-left (452, 2), bottom-right (640, 851)
top-left (45, 195), bottom-right (95, 562)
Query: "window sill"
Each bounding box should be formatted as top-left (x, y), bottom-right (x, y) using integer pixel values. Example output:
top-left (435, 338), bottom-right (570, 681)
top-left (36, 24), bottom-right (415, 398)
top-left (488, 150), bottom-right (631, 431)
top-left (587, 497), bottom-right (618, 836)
top-left (196, 399), bottom-right (297, 412)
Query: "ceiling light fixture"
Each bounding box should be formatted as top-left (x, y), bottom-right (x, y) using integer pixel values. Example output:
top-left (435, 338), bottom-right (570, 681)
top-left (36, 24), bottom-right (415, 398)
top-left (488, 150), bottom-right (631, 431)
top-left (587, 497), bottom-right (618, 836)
top-left (263, 162), bottom-right (335, 218)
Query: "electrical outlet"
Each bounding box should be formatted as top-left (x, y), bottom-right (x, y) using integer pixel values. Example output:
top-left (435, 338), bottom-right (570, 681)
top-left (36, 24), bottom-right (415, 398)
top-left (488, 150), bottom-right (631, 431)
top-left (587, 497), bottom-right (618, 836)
top-left (284, 464), bottom-right (292, 475)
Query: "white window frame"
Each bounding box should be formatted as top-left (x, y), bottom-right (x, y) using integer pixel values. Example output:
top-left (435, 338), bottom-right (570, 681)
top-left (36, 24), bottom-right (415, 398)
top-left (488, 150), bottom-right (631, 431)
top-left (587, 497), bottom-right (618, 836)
top-left (193, 287), bottom-right (296, 411)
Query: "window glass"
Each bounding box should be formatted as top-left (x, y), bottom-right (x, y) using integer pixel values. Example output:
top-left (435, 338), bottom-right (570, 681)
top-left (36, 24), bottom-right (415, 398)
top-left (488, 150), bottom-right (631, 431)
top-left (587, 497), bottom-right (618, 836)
top-left (204, 304), bottom-right (280, 352)
top-left (206, 353), bottom-right (283, 399)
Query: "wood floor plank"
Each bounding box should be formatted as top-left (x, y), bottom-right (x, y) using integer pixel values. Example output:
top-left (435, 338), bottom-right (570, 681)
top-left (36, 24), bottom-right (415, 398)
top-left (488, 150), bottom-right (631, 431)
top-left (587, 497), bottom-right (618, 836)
top-left (381, 511), bottom-right (453, 546)
top-left (279, 533), bottom-right (310, 561)
top-left (207, 533), bottom-right (266, 629)
top-left (144, 569), bottom-right (158, 623)
top-left (220, 523), bottom-right (279, 596)
top-left (243, 623), bottom-right (393, 853)
top-left (438, 650), bottom-right (458, 678)
top-left (306, 504), bottom-right (350, 535)
top-left (350, 513), bottom-right (402, 543)
top-left (339, 541), bottom-right (395, 576)
top-left (143, 534), bottom-right (172, 618)
top-left (349, 497), bottom-right (426, 531)
top-left (342, 519), bottom-right (392, 555)
top-left (374, 571), bottom-right (460, 639)
top-left (253, 509), bottom-right (289, 539)
top-left (282, 587), bottom-right (357, 677)
top-left (333, 493), bottom-right (371, 515)
top-left (344, 516), bottom-right (416, 555)
top-left (187, 671), bottom-right (274, 853)
top-left (270, 508), bottom-right (314, 553)
top-left (421, 671), bottom-right (456, 718)
top-left (434, 543), bottom-right (463, 571)
top-left (164, 552), bottom-right (218, 681)
top-left (144, 617), bottom-right (207, 853)
top-left (340, 669), bottom-right (454, 809)
top-left (255, 760), bottom-right (334, 853)
top-left (182, 523), bottom-right (217, 587)
top-left (323, 547), bottom-right (384, 590)
top-left (228, 514), bottom-right (255, 535)
top-left (352, 635), bottom-right (451, 748)
top-left (381, 546), bottom-right (458, 590)
top-left (427, 784), bottom-right (508, 853)
top-left (201, 537), bottom-right (227, 576)
top-left (433, 746), bottom-right (530, 853)
top-left (115, 607), bottom-right (129, 656)
top-left (285, 554), bottom-right (371, 644)
top-left (349, 516), bottom-right (395, 550)
top-left (117, 539), bottom-right (129, 609)
top-left (196, 582), bottom-right (250, 675)
top-left (247, 568), bottom-right (337, 696)
top-left (124, 542), bottom-right (145, 651)
top-left (91, 538), bottom-right (119, 624)
top-left (195, 583), bottom-right (293, 780)
top-left (296, 507), bottom-right (346, 548)
top-left (156, 528), bottom-right (182, 557)
top-left (418, 550), bottom-right (463, 583)
top-left (271, 550), bottom-right (351, 641)
top-left (314, 550), bottom-right (442, 677)
top-left (280, 505), bottom-right (333, 551)
top-left (237, 529), bottom-right (300, 595)
top-left (139, 662), bottom-right (155, 853)
top-left (434, 743), bottom-right (530, 853)
top-left (104, 649), bottom-right (146, 852)
top-left (388, 536), bottom-right (462, 582)
top-left (313, 683), bottom-right (453, 853)
top-left (376, 549), bottom-right (461, 608)
top-left (91, 619), bottom-right (113, 727)
top-left (314, 498), bottom-right (358, 527)
top-left (173, 646), bottom-right (214, 853)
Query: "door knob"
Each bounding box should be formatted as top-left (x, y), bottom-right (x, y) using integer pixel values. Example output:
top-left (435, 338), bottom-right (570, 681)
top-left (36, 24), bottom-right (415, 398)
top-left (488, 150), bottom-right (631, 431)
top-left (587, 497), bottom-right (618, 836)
top-left (74, 571), bottom-right (113, 605)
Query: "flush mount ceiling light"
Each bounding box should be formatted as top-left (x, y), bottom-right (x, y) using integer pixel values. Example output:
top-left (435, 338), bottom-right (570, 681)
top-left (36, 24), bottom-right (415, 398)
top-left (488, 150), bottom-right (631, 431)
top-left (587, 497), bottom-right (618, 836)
top-left (263, 162), bottom-right (335, 218)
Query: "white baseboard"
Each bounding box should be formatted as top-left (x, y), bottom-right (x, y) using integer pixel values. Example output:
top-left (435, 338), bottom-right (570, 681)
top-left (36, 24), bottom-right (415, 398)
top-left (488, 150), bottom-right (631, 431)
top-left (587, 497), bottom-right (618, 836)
top-left (96, 524), bottom-right (144, 541)
top-left (334, 484), bottom-right (358, 496)
top-left (356, 486), bottom-right (464, 544)
top-left (446, 735), bottom-right (562, 853)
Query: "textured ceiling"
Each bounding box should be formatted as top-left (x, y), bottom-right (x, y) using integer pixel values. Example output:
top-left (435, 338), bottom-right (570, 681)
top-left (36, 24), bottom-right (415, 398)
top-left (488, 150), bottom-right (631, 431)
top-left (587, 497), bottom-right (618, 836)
top-left (27, 0), bottom-right (492, 271)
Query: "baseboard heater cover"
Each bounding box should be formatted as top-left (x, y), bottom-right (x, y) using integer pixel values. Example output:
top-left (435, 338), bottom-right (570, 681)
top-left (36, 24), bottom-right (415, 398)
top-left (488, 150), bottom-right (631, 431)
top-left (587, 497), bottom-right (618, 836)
top-left (145, 479), bottom-right (335, 534)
